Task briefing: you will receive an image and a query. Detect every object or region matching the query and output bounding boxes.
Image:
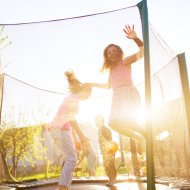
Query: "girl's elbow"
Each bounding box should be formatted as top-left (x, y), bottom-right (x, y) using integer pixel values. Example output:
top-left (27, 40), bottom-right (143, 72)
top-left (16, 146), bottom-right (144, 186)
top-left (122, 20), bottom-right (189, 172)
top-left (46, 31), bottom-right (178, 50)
top-left (138, 47), bottom-right (144, 59)
top-left (140, 46), bottom-right (144, 55)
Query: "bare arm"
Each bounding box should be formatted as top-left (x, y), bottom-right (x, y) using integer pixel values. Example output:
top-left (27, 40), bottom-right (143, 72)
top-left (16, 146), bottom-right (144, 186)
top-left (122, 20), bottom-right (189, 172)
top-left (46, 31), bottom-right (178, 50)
top-left (123, 24), bottom-right (144, 65)
top-left (70, 120), bottom-right (89, 147)
top-left (123, 46), bottom-right (144, 65)
top-left (77, 151), bottom-right (85, 165)
top-left (72, 129), bottom-right (78, 143)
top-left (86, 77), bottom-right (111, 89)
top-left (90, 82), bottom-right (110, 89)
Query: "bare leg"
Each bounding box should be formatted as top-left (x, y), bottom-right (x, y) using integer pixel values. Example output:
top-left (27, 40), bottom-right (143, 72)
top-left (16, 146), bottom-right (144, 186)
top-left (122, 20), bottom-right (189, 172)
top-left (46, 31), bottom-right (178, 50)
top-left (109, 121), bottom-right (146, 143)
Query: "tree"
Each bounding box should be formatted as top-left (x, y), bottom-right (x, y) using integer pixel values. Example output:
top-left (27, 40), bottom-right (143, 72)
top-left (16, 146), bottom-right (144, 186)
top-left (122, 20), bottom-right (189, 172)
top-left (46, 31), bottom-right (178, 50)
top-left (0, 25), bottom-right (15, 182)
top-left (0, 122), bottom-right (45, 181)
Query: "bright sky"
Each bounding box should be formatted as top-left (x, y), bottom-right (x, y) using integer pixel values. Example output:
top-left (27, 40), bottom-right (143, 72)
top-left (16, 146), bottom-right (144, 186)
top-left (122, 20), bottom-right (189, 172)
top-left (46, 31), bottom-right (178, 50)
top-left (0, 0), bottom-right (189, 126)
top-left (0, 0), bottom-right (189, 84)
top-left (0, 0), bottom-right (189, 55)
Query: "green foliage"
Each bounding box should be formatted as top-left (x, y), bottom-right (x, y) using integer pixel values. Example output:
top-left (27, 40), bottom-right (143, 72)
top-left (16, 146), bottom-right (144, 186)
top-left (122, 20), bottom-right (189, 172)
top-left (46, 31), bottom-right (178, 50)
top-left (0, 123), bottom-right (46, 180)
top-left (95, 166), bottom-right (105, 176)
top-left (51, 165), bottom-right (62, 174)
top-left (117, 166), bottom-right (129, 174)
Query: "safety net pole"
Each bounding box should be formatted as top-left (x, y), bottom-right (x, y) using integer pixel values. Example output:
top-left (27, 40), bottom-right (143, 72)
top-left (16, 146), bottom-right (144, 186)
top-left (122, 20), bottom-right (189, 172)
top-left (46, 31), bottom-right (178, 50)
top-left (177, 53), bottom-right (190, 138)
top-left (138, 1), bottom-right (156, 190)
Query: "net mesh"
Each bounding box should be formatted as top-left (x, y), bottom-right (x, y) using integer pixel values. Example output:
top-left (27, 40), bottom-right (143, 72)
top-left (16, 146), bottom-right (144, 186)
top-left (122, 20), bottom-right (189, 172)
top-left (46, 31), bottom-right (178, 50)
top-left (0, 1), bottom-right (189, 187)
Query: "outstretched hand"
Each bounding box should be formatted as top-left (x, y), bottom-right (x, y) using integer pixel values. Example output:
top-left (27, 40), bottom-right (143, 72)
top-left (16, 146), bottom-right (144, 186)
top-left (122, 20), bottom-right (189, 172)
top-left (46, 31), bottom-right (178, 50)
top-left (123, 24), bottom-right (137, 39)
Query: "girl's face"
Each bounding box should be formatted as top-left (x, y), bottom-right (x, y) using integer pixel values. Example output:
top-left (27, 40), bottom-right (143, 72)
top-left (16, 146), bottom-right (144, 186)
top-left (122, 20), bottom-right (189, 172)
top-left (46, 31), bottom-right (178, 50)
top-left (106, 46), bottom-right (122, 62)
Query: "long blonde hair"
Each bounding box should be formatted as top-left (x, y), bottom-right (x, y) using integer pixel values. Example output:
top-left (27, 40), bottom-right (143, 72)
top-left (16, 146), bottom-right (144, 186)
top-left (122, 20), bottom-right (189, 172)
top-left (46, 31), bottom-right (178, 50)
top-left (64, 70), bottom-right (91, 94)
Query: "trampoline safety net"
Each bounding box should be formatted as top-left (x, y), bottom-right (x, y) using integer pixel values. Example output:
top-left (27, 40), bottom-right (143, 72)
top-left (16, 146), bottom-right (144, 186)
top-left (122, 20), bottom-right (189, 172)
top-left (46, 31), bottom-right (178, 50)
top-left (0, 1), bottom-right (190, 188)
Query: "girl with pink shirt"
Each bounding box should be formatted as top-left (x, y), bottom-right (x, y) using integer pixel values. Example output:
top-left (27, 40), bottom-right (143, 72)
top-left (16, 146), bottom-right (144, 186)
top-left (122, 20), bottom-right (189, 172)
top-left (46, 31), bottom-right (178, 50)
top-left (49, 71), bottom-right (91, 190)
top-left (88, 25), bottom-right (145, 142)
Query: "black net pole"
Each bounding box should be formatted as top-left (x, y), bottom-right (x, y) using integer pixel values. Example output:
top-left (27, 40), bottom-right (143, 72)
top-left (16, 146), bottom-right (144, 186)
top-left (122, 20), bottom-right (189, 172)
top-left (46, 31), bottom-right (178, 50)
top-left (177, 53), bottom-right (190, 142)
top-left (137, 1), bottom-right (156, 190)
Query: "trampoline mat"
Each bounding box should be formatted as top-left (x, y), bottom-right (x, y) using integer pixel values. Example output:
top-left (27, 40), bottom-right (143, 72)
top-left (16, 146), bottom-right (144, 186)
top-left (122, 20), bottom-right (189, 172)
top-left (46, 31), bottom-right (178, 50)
top-left (19, 182), bottom-right (169, 190)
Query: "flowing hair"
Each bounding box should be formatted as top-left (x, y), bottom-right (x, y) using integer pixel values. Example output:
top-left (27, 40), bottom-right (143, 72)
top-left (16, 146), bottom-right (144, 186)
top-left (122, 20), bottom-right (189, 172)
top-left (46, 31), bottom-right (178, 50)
top-left (64, 70), bottom-right (91, 94)
top-left (101, 44), bottom-right (123, 72)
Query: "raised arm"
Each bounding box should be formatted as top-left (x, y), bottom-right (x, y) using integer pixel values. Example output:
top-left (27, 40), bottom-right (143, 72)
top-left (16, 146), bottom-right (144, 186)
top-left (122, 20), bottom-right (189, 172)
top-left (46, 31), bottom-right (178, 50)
top-left (123, 24), bottom-right (144, 65)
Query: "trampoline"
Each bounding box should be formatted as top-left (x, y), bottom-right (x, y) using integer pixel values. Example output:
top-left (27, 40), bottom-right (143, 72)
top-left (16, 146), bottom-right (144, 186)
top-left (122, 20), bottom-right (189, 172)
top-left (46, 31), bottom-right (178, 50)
top-left (0, 1), bottom-right (190, 190)
top-left (24, 182), bottom-right (169, 190)
top-left (2, 178), bottom-right (169, 190)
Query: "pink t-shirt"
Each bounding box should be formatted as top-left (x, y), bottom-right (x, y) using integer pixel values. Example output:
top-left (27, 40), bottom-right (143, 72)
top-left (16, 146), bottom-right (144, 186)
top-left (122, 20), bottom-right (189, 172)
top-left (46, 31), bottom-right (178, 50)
top-left (50, 94), bottom-right (79, 130)
top-left (110, 61), bottom-right (133, 90)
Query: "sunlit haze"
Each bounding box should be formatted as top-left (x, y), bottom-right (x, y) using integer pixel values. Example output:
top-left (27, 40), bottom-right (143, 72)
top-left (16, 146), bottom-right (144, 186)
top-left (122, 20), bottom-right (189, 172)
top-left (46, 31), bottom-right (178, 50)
top-left (0, 0), bottom-right (189, 125)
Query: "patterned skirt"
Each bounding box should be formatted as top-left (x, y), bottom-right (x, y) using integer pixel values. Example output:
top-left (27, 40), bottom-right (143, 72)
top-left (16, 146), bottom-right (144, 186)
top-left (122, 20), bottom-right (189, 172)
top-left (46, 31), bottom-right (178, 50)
top-left (109, 85), bottom-right (141, 125)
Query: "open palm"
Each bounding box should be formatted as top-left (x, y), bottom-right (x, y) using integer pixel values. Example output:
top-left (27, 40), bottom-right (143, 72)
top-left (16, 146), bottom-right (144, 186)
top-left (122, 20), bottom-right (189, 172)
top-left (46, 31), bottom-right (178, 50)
top-left (123, 24), bottom-right (137, 39)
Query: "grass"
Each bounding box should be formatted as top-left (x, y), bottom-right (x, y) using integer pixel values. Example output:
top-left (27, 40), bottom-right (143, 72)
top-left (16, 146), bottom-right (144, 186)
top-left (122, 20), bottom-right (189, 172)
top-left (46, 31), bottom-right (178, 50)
top-left (14, 165), bottom-right (130, 182)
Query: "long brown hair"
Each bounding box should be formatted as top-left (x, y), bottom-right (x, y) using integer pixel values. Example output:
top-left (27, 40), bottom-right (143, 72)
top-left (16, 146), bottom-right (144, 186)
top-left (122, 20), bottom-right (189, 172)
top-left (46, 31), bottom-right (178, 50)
top-left (101, 44), bottom-right (123, 72)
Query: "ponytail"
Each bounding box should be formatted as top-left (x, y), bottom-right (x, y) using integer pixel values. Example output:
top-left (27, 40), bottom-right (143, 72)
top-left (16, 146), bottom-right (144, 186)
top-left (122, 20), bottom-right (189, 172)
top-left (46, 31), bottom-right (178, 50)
top-left (64, 70), bottom-right (82, 93)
